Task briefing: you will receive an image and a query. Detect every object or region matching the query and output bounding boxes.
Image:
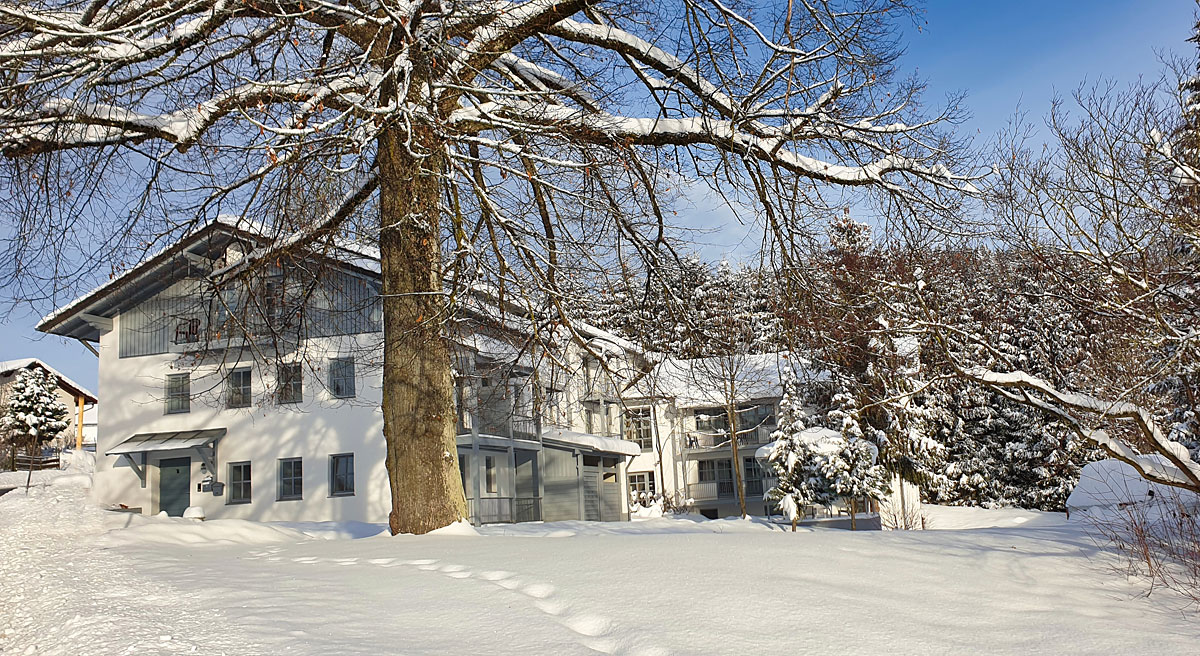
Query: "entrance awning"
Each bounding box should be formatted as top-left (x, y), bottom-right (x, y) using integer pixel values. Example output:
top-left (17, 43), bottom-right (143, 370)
top-left (106, 428), bottom-right (227, 456)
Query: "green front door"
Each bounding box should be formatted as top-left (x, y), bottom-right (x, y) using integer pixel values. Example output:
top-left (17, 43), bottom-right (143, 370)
top-left (159, 457), bottom-right (191, 517)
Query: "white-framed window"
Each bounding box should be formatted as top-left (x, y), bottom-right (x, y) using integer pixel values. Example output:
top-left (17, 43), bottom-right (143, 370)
top-left (629, 471), bottom-right (656, 498)
top-left (542, 387), bottom-right (565, 426)
top-left (329, 453), bottom-right (355, 497)
top-left (744, 456), bottom-right (766, 497)
top-left (165, 373), bottom-right (190, 414)
top-left (624, 407), bottom-right (653, 450)
top-left (329, 357), bottom-right (355, 399)
top-left (228, 461), bottom-right (251, 504)
top-left (277, 457), bottom-right (302, 501)
top-left (227, 368), bottom-right (252, 408)
top-left (277, 363), bottom-right (302, 404)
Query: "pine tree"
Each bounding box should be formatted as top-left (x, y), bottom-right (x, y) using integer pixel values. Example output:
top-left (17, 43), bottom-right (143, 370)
top-left (0, 367), bottom-right (69, 489)
top-left (765, 375), bottom-right (837, 530)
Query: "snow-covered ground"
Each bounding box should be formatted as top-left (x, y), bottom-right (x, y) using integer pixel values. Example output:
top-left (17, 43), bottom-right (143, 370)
top-left (2, 472), bottom-right (1198, 655)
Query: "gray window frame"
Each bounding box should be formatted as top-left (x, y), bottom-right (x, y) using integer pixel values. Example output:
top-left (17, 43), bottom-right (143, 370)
top-left (277, 457), bottom-right (303, 501)
top-left (485, 455), bottom-right (497, 493)
top-left (277, 363), bottom-right (303, 405)
top-left (227, 368), bottom-right (252, 409)
top-left (165, 373), bottom-right (190, 414)
top-left (228, 461), bottom-right (251, 504)
top-left (329, 357), bottom-right (356, 399)
top-left (329, 453), bottom-right (355, 497)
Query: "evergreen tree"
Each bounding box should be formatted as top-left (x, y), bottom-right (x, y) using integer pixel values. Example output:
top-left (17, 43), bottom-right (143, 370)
top-left (0, 367), bottom-right (69, 488)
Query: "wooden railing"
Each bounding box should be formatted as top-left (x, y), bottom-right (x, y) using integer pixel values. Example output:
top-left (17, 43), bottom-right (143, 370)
top-left (467, 496), bottom-right (542, 524)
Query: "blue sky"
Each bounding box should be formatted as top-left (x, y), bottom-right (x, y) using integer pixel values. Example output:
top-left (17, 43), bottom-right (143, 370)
top-left (2, 1), bottom-right (1195, 392)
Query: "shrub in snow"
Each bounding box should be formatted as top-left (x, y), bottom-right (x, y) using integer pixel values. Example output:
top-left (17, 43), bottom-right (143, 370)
top-left (182, 506), bottom-right (206, 520)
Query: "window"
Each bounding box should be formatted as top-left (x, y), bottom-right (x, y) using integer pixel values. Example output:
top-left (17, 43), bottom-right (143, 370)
top-left (277, 363), bottom-right (302, 404)
top-left (228, 461), bottom-right (251, 504)
top-left (629, 471), bottom-right (656, 501)
top-left (542, 387), bottom-right (565, 427)
top-left (165, 373), bottom-right (190, 414)
top-left (330, 453), bottom-right (355, 496)
top-left (329, 357), bottom-right (356, 399)
top-left (624, 407), bottom-right (654, 451)
top-left (694, 407), bottom-right (728, 434)
top-left (744, 457), bottom-right (766, 497)
top-left (277, 458), bottom-right (302, 501)
top-left (698, 460), bottom-right (717, 482)
top-left (583, 400), bottom-right (601, 435)
top-left (227, 368), bottom-right (252, 408)
top-left (459, 454), bottom-right (469, 495)
top-left (485, 456), bottom-right (497, 493)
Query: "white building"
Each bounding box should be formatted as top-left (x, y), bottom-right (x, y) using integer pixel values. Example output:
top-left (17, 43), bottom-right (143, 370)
top-left (37, 219), bottom-right (639, 523)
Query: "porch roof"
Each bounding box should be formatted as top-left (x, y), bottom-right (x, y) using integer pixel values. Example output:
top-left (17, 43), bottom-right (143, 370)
top-left (105, 428), bottom-right (227, 456)
top-left (541, 428), bottom-right (641, 457)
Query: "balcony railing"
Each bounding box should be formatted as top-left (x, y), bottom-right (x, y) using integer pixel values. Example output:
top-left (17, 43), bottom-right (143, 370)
top-left (685, 425), bottom-right (776, 450)
top-left (691, 479), bottom-right (768, 501)
top-left (458, 408), bottom-right (538, 442)
top-left (467, 496), bottom-right (542, 524)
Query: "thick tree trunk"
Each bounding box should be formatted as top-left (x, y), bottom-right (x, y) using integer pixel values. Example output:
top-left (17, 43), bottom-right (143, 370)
top-left (377, 125), bottom-right (467, 535)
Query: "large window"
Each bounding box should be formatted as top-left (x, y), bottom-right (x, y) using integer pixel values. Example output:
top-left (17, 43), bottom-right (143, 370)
top-left (698, 459), bottom-right (734, 498)
top-left (744, 457), bottom-right (766, 497)
top-left (277, 457), bottom-right (302, 501)
top-left (277, 363), bottom-right (303, 404)
top-left (227, 368), bottom-right (252, 408)
top-left (329, 357), bottom-right (356, 399)
top-left (165, 373), bottom-right (190, 414)
top-left (329, 453), bottom-right (355, 497)
top-left (624, 407), bottom-right (654, 451)
top-left (228, 461), bottom-right (251, 504)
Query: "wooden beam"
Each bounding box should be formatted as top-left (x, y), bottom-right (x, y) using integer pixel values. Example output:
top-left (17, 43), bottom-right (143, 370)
top-left (75, 395), bottom-right (84, 450)
top-left (79, 313), bottom-right (113, 332)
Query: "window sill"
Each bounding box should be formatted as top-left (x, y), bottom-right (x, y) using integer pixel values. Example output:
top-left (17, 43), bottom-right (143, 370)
top-left (226, 499), bottom-right (251, 505)
top-left (276, 496), bottom-right (303, 502)
top-left (329, 492), bottom-right (355, 498)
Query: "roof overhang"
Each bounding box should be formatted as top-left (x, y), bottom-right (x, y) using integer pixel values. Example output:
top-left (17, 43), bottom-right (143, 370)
top-left (106, 428), bottom-right (226, 456)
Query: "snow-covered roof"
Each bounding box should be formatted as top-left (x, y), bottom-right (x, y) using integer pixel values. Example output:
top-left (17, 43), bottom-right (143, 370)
top-left (1066, 456), bottom-right (1200, 511)
top-left (755, 427), bottom-right (842, 460)
top-left (541, 427), bottom-right (642, 457)
top-left (635, 352), bottom-right (807, 406)
top-left (0, 358), bottom-right (97, 403)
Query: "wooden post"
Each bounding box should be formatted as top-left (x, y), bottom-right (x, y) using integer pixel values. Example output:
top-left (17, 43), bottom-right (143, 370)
top-left (76, 395), bottom-right (85, 450)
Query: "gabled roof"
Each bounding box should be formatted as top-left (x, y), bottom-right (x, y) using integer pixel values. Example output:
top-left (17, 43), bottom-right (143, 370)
top-left (37, 217), bottom-right (380, 343)
top-left (0, 358), bottom-right (97, 402)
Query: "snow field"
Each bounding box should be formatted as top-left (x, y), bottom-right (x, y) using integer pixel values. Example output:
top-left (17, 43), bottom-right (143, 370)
top-left (3, 477), bottom-right (1199, 655)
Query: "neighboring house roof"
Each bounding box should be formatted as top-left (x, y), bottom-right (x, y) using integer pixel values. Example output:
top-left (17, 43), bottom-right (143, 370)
top-left (0, 358), bottom-right (98, 403)
top-left (634, 352), bottom-right (810, 407)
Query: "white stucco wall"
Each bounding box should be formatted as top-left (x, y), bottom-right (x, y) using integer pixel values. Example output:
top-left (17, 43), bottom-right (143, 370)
top-left (92, 315), bottom-right (391, 523)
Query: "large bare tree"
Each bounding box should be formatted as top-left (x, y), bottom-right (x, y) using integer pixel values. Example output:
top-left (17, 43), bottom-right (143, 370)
top-left (0, 0), bottom-right (974, 533)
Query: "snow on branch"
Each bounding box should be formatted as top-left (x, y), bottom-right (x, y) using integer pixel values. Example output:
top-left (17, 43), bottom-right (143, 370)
top-left (963, 367), bottom-right (1200, 492)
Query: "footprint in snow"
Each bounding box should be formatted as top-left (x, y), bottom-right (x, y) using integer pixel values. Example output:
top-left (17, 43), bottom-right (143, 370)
top-left (478, 570), bottom-right (512, 581)
top-left (521, 582), bottom-right (555, 599)
top-left (534, 598), bottom-right (570, 616)
top-left (366, 558), bottom-right (395, 566)
top-left (405, 559), bottom-right (438, 566)
top-left (562, 613), bottom-right (611, 637)
top-left (494, 577), bottom-right (523, 590)
top-left (290, 557), bottom-right (318, 563)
